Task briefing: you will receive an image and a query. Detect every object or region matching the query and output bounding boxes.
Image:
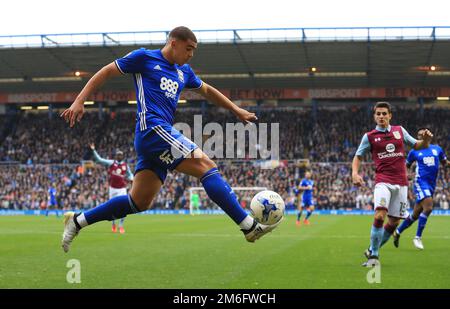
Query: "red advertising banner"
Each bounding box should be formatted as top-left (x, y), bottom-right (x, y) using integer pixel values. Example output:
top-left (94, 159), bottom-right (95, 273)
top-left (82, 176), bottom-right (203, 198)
top-left (1, 87), bottom-right (450, 104)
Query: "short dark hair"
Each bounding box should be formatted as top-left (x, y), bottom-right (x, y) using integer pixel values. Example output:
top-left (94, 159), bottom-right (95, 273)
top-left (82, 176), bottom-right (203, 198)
top-left (417, 127), bottom-right (430, 134)
top-left (373, 101), bottom-right (392, 114)
top-left (168, 26), bottom-right (197, 43)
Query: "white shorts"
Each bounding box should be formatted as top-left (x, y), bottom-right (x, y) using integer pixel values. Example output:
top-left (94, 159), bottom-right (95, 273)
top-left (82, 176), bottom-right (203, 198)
top-left (374, 183), bottom-right (408, 218)
top-left (109, 187), bottom-right (127, 200)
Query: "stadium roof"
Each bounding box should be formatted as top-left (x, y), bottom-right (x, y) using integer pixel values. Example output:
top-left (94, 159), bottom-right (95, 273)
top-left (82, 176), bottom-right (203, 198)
top-left (1, 27), bottom-right (450, 93)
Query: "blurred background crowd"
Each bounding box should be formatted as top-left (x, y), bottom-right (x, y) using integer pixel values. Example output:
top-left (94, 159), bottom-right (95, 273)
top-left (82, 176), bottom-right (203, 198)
top-left (0, 105), bottom-right (448, 211)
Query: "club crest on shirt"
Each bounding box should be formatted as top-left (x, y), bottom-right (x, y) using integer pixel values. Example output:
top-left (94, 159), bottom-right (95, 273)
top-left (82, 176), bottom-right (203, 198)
top-left (393, 131), bottom-right (401, 140)
top-left (386, 143), bottom-right (395, 153)
top-left (177, 69), bottom-right (184, 83)
top-left (432, 149), bottom-right (438, 156)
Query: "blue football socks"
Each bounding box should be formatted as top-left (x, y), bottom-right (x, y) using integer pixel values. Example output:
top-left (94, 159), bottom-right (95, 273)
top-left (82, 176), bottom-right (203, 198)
top-left (396, 214), bottom-right (416, 234)
top-left (369, 219), bottom-right (384, 257)
top-left (416, 213), bottom-right (429, 238)
top-left (83, 195), bottom-right (140, 225)
top-left (200, 168), bottom-right (248, 225)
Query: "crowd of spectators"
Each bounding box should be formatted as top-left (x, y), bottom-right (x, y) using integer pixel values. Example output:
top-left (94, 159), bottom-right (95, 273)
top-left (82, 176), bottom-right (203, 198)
top-left (0, 105), bottom-right (448, 211)
top-left (1, 160), bottom-right (448, 211)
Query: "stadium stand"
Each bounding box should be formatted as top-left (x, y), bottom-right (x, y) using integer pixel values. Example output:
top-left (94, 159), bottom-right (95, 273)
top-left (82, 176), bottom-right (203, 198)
top-left (0, 105), bottom-right (448, 211)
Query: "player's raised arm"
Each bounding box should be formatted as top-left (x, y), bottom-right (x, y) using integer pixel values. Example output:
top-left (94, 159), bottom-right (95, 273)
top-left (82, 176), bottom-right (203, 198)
top-left (126, 166), bottom-right (134, 182)
top-left (60, 62), bottom-right (122, 128)
top-left (409, 128), bottom-right (433, 150)
top-left (90, 143), bottom-right (114, 167)
top-left (195, 82), bottom-right (257, 124)
top-left (405, 150), bottom-right (416, 180)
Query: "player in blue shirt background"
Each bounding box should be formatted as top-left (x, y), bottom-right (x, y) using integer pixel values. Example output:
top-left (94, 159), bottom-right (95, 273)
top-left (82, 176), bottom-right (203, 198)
top-left (393, 128), bottom-right (449, 250)
top-left (47, 183), bottom-right (59, 217)
top-left (60, 26), bottom-right (282, 253)
top-left (296, 171), bottom-right (314, 226)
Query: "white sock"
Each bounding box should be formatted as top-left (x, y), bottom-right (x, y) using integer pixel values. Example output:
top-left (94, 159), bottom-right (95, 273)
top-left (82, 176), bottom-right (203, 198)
top-left (239, 215), bottom-right (254, 230)
top-left (76, 213), bottom-right (89, 228)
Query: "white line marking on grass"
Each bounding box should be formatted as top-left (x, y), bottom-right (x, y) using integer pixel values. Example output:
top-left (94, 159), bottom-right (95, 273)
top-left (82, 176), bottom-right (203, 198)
top-left (171, 233), bottom-right (450, 239)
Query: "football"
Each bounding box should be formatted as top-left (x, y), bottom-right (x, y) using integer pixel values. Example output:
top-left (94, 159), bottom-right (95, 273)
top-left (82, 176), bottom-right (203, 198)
top-left (250, 190), bottom-right (285, 225)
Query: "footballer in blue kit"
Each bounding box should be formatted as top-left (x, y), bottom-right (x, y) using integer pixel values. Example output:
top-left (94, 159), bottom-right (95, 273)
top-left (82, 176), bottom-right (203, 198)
top-left (46, 184), bottom-right (59, 217)
top-left (392, 128), bottom-right (449, 250)
top-left (60, 26), bottom-right (282, 253)
top-left (115, 47), bottom-right (202, 182)
top-left (295, 171), bottom-right (315, 226)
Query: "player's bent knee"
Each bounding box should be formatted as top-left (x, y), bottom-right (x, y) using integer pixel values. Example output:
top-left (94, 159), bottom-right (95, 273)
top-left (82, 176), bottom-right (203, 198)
top-left (423, 205), bottom-right (433, 215)
top-left (374, 210), bottom-right (386, 221)
top-left (202, 157), bottom-right (217, 170)
top-left (129, 192), bottom-right (154, 212)
top-left (388, 217), bottom-right (400, 226)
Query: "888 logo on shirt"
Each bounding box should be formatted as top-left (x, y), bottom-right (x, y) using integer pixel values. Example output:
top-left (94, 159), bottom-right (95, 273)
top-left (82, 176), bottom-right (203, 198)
top-left (423, 156), bottom-right (435, 167)
top-left (160, 77), bottom-right (179, 99)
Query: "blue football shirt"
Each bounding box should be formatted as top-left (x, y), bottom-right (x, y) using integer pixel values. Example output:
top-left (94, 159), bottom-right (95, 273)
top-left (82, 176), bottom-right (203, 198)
top-left (115, 48), bottom-right (202, 130)
top-left (300, 179), bottom-right (314, 200)
top-left (406, 144), bottom-right (446, 189)
top-left (48, 187), bottom-right (57, 202)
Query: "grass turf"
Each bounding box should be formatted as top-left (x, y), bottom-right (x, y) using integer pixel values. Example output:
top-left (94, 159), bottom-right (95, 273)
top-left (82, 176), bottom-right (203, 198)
top-left (0, 214), bottom-right (448, 288)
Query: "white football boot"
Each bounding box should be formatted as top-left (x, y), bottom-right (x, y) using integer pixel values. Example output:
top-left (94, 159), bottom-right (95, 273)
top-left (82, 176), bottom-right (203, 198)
top-left (413, 237), bottom-right (424, 250)
top-left (362, 256), bottom-right (380, 267)
top-left (242, 217), bottom-right (283, 243)
top-left (62, 212), bottom-right (80, 253)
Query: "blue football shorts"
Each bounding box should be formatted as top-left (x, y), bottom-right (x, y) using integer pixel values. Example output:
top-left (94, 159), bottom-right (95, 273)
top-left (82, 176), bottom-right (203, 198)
top-left (413, 180), bottom-right (435, 203)
top-left (134, 123), bottom-right (198, 182)
top-left (302, 197), bottom-right (314, 207)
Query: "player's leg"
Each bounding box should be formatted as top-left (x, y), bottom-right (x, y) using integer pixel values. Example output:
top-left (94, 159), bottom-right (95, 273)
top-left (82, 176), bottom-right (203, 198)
top-left (296, 202), bottom-right (303, 226)
top-left (176, 148), bottom-right (281, 242)
top-left (304, 204), bottom-right (314, 224)
top-left (62, 170), bottom-right (162, 252)
top-left (109, 188), bottom-right (118, 233)
top-left (119, 217), bottom-right (126, 234)
top-left (380, 185), bottom-right (405, 248)
top-left (118, 188), bottom-right (128, 234)
top-left (110, 189), bottom-right (116, 231)
top-left (380, 215), bottom-right (400, 247)
top-left (396, 204), bottom-right (421, 234)
top-left (392, 202), bottom-right (422, 247)
top-left (364, 183), bottom-right (390, 265)
top-left (369, 208), bottom-right (387, 254)
top-left (176, 148), bottom-right (251, 227)
top-left (414, 197), bottom-right (433, 250)
top-left (395, 182), bottom-right (429, 240)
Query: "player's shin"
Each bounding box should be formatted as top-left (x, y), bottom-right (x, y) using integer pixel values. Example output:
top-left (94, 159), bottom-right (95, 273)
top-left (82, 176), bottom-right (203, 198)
top-left (76, 194), bottom-right (140, 228)
top-left (416, 213), bottom-right (429, 238)
top-left (369, 218), bottom-right (384, 256)
top-left (380, 223), bottom-right (396, 247)
top-left (396, 214), bottom-right (416, 234)
top-left (305, 210), bottom-right (312, 220)
top-left (200, 167), bottom-right (252, 229)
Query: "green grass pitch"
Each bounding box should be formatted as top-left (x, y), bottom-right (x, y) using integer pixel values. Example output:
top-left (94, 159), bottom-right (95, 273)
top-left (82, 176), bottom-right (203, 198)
top-left (0, 214), bottom-right (448, 288)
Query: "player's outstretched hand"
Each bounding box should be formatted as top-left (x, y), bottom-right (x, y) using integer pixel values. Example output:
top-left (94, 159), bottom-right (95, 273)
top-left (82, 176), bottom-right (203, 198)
top-left (422, 129), bottom-right (433, 143)
top-left (234, 107), bottom-right (258, 124)
top-left (89, 143), bottom-right (95, 150)
top-left (60, 100), bottom-right (85, 128)
top-left (352, 174), bottom-right (365, 187)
